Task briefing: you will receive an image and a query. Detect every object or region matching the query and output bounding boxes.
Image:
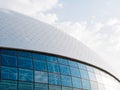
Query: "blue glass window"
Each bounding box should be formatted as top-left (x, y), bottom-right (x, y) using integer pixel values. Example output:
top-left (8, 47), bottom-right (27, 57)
top-left (82, 79), bottom-right (91, 90)
top-left (78, 63), bottom-right (87, 70)
top-left (49, 85), bottom-right (61, 90)
top-left (69, 61), bottom-right (78, 68)
top-left (1, 55), bottom-right (17, 67)
top-left (32, 53), bottom-right (46, 61)
top-left (61, 75), bottom-right (72, 87)
top-left (18, 57), bottom-right (33, 69)
top-left (60, 65), bottom-right (70, 75)
top-left (0, 55), bottom-right (1, 64)
top-left (34, 60), bottom-right (47, 71)
top-left (0, 49), bottom-right (16, 55)
top-left (47, 62), bottom-right (60, 73)
top-left (73, 88), bottom-right (82, 90)
top-left (0, 80), bottom-right (17, 90)
top-left (72, 77), bottom-right (82, 88)
top-left (80, 69), bottom-right (89, 79)
top-left (18, 82), bottom-right (33, 90)
top-left (87, 66), bottom-right (94, 72)
top-left (49, 73), bottom-right (61, 85)
top-left (46, 55), bottom-right (57, 63)
top-left (35, 83), bottom-right (48, 90)
top-left (35, 71), bottom-right (48, 83)
top-left (70, 67), bottom-right (80, 77)
top-left (62, 86), bottom-right (72, 90)
top-left (58, 58), bottom-right (68, 65)
top-left (17, 51), bottom-right (31, 58)
top-left (1, 66), bottom-right (17, 80)
top-left (19, 69), bottom-right (33, 82)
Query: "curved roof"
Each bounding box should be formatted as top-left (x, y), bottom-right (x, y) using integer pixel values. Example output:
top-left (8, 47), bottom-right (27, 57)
top-left (0, 9), bottom-right (119, 81)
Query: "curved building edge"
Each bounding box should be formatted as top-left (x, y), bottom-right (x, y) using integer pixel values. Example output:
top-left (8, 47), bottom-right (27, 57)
top-left (1, 46), bottom-right (120, 82)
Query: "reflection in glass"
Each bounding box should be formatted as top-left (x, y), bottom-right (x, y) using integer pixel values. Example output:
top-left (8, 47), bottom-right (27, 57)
top-left (61, 75), bottom-right (72, 87)
top-left (47, 62), bottom-right (60, 73)
top-left (1, 66), bottom-right (17, 80)
top-left (34, 60), bottom-right (47, 71)
top-left (18, 57), bottom-right (33, 69)
top-left (1, 55), bottom-right (17, 67)
top-left (60, 65), bottom-right (70, 75)
top-left (72, 77), bottom-right (82, 88)
top-left (35, 71), bottom-right (48, 83)
top-left (49, 73), bottom-right (61, 85)
top-left (19, 69), bottom-right (33, 82)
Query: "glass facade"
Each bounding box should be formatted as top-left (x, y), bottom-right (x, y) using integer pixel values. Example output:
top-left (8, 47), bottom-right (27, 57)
top-left (0, 48), bottom-right (120, 90)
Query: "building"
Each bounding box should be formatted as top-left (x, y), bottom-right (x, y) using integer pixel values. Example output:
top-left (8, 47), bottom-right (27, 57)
top-left (0, 9), bottom-right (120, 90)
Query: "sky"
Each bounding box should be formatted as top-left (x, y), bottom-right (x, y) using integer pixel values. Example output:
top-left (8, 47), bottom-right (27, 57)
top-left (0, 0), bottom-right (120, 74)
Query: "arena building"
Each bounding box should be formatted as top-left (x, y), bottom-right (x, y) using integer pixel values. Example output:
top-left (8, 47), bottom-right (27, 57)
top-left (0, 9), bottom-right (120, 90)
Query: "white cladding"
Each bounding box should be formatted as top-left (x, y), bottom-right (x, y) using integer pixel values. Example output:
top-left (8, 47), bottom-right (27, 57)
top-left (0, 9), bottom-right (119, 80)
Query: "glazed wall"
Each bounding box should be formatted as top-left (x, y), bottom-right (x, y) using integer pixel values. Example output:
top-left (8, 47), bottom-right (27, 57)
top-left (0, 48), bottom-right (119, 90)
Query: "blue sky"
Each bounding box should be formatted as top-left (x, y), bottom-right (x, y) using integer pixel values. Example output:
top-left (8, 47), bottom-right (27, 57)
top-left (0, 0), bottom-right (120, 75)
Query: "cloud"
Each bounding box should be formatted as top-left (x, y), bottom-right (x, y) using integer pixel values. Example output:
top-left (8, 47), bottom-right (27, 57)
top-left (0, 0), bottom-right (62, 24)
top-left (0, 0), bottom-right (62, 14)
top-left (106, 18), bottom-right (120, 26)
top-left (32, 12), bottom-right (58, 24)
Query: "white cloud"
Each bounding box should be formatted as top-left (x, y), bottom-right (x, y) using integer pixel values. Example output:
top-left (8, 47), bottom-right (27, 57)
top-left (32, 12), bottom-right (58, 24)
top-left (0, 0), bottom-right (62, 24)
top-left (106, 18), bottom-right (120, 26)
top-left (0, 0), bottom-right (62, 14)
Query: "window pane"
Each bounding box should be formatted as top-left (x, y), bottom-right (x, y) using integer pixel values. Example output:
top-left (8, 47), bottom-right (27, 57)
top-left (35, 71), bottom-right (48, 83)
top-left (87, 66), bottom-right (94, 72)
top-left (1, 55), bottom-right (17, 67)
top-left (1, 66), bottom-right (17, 80)
top-left (0, 80), bottom-right (17, 90)
top-left (61, 75), bottom-right (72, 87)
top-left (90, 81), bottom-right (98, 90)
top-left (19, 69), bottom-right (33, 82)
top-left (46, 55), bottom-right (57, 63)
top-left (60, 65), bottom-right (70, 75)
top-left (18, 57), bottom-right (33, 69)
top-left (47, 62), bottom-right (60, 73)
top-left (35, 83), bottom-right (48, 90)
top-left (49, 73), bottom-right (61, 85)
top-left (49, 85), bottom-right (61, 90)
top-left (72, 77), bottom-right (82, 88)
top-left (17, 51), bottom-right (31, 58)
top-left (69, 61), bottom-right (78, 68)
top-left (88, 72), bottom-right (97, 81)
top-left (18, 82), bottom-right (33, 90)
top-left (80, 69), bottom-right (89, 79)
top-left (70, 67), bottom-right (80, 77)
top-left (78, 63), bottom-right (87, 70)
top-left (0, 55), bottom-right (1, 64)
top-left (73, 88), bottom-right (82, 90)
top-left (82, 79), bottom-right (91, 90)
top-left (34, 60), bottom-right (47, 71)
top-left (32, 53), bottom-right (46, 61)
top-left (1, 49), bottom-right (16, 55)
top-left (62, 86), bottom-right (72, 90)
top-left (58, 58), bottom-right (68, 65)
